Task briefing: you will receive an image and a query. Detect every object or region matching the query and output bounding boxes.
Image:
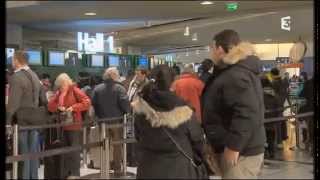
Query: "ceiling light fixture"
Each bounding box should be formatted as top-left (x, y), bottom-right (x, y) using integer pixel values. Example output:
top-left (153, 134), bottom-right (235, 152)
top-left (192, 33), bottom-right (198, 41)
top-left (265, 38), bottom-right (272, 42)
top-left (184, 26), bottom-right (190, 36)
top-left (85, 12), bottom-right (97, 16)
top-left (201, 1), bottom-right (214, 5)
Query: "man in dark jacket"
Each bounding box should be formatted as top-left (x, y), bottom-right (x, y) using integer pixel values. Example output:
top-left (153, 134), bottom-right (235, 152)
top-left (299, 77), bottom-right (314, 155)
top-left (92, 67), bottom-right (131, 174)
top-left (202, 30), bottom-right (266, 179)
top-left (270, 68), bottom-right (289, 146)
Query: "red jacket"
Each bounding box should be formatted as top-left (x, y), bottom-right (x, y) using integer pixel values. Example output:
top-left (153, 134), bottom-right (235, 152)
top-left (171, 73), bottom-right (204, 122)
top-left (48, 84), bottom-right (91, 131)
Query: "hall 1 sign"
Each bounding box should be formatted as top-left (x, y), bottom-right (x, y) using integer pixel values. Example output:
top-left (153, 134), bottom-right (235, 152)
top-left (77, 32), bottom-right (105, 52)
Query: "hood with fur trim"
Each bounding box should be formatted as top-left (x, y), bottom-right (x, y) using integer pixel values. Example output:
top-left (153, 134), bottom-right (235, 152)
top-left (223, 42), bottom-right (257, 65)
top-left (131, 96), bottom-right (193, 129)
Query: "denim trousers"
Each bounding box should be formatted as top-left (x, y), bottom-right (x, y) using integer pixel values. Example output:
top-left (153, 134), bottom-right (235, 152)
top-left (18, 130), bottom-right (40, 179)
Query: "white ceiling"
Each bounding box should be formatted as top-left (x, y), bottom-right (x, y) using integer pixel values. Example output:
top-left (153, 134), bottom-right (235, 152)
top-left (6, 1), bottom-right (314, 54)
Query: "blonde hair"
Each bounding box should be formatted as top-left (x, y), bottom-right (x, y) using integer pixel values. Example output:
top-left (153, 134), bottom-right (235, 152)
top-left (55, 73), bottom-right (73, 88)
top-left (103, 67), bottom-right (120, 81)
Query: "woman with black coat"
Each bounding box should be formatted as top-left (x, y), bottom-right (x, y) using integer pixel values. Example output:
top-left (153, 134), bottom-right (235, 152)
top-left (131, 65), bottom-right (207, 179)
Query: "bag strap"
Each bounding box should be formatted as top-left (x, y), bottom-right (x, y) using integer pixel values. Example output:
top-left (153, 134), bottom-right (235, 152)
top-left (162, 127), bottom-right (198, 167)
top-left (21, 69), bottom-right (36, 105)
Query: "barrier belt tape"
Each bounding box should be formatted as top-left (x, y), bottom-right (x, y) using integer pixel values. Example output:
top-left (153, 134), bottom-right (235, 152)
top-left (5, 111), bottom-right (313, 164)
top-left (263, 112), bottom-right (313, 124)
top-left (6, 138), bottom-right (136, 164)
top-left (17, 115), bottom-right (132, 131)
top-left (264, 104), bottom-right (298, 113)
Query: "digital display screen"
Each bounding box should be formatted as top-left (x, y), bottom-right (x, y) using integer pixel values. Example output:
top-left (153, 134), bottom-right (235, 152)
top-left (49, 51), bottom-right (65, 66)
top-left (66, 52), bottom-right (78, 66)
top-left (6, 48), bottom-right (15, 64)
top-left (108, 55), bottom-right (119, 67)
top-left (91, 54), bottom-right (104, 67)
top-left (26, 50), bottom-right (42, 65)
top-left (138, 56), bottom-right (148, 67)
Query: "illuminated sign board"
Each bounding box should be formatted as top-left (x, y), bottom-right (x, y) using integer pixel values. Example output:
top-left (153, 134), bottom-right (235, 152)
top-left (77, 32), bottom-right (104, 52)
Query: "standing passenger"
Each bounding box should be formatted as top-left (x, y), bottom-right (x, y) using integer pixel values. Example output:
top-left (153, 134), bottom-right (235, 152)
top-left (198, 59), bottom-right (213, 84)
top-left (171, 63), bottom-right (204, 122)
top-left (48, 73), bottom-right (91, 178)
top-left (132, 65), bottom-right (207, 179)
top-left (6, 51), bottom-right (45, 179)
top-left (202, 30), bottom-right (266, 179)
top-left (91, 67), bottom-right (131, 175)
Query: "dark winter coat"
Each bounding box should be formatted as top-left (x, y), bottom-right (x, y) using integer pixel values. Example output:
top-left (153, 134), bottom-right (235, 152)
top-left (271, 77), bottom-right (288, 106)
top-left (299, 78), bottom-right (313, 111)
top-left (91, 79), bottom-right (130, 122)
top-left (201, 42), bottom-right (266, 156)
top-left (199, 71), bottom-right (212, 84)
top-left (132, 91), bottom-right (205, 179)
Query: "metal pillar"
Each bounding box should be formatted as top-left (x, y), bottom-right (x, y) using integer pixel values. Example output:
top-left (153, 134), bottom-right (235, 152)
top-left (12, 124), bottom-right (18, 180)
top-left (123, 114), bottom-right (127, 176)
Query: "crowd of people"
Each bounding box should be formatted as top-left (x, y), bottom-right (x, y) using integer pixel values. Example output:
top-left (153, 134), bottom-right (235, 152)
top-left (5, 29), bottom-right (314, 179)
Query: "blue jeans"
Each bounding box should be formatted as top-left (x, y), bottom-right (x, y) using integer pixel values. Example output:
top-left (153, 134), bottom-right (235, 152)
top-left (19, 130), bottom-right (40, 179)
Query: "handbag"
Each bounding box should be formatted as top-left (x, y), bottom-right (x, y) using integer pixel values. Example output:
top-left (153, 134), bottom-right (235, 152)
top-left (15, 70), bottom-right (48, 126)
top-left (203, 140), bottom-right (222, 176)
top-left (162, 128), bottom-right (208, 179)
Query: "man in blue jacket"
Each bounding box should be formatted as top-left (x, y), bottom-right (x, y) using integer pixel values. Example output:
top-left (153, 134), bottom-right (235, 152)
top-left (202, 30), bottom-right (266, 179)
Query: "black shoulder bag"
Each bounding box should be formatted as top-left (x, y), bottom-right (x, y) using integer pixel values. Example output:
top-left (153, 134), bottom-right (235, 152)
top-left (15, 70), bottom-right (48, 126)
top-left (162, 128), bottom-right (208, 179)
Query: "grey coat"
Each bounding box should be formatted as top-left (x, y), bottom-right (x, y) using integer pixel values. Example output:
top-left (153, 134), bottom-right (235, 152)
top-left (6, 68), bottom-right (46, 124)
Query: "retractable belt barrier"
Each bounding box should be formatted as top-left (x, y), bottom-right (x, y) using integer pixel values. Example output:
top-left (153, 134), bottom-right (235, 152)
top-left (5, 110), bottom-right (314, 179)
top-left (5, 114), bottom-right (135, 179)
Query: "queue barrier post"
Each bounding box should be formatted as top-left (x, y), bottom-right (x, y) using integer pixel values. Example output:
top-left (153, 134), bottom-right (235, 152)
top-left (123, 114), bottom-right (127, 176)
top-left (105, 137), bottom-right (110, 179)
top-left (100, 122), bottom-right (107, 178)
top-left (82, 126), bottom-right (87, 168)
top-left (12, 124), bottom-right (18, 180)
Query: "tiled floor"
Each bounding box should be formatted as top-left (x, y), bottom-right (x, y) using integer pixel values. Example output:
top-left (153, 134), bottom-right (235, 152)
top-left (7, 148), bottom-right (313, 179)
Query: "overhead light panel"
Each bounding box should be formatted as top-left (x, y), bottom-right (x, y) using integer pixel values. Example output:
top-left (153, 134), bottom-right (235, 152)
top-left (184, 26), bottom-right (190, 36)
top-left (85, 12), bottom-right (97, 16)
top-left (192, 33), bottom-right (198, 41)
top-left (201, 1), bottom-right (214, 5)
top-left (265, 38), bottom-right (272, 42)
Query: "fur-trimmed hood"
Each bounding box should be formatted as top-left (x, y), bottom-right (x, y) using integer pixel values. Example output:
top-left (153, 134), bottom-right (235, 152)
top-left (131, 96), bottom-right (193, 129)
top-left (223, 42), bottom-right (256, 65)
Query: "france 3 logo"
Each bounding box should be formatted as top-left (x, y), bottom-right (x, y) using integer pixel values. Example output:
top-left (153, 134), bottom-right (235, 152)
top-left (281, 16), bottom-right (291, 31)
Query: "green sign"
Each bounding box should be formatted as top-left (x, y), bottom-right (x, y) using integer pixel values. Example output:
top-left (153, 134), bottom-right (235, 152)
top-left (226, 2), bottom-right (238, 12)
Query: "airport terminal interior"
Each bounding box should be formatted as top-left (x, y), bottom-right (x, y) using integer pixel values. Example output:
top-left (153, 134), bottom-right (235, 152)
top-left (5, 1), bottom-right (314, 179)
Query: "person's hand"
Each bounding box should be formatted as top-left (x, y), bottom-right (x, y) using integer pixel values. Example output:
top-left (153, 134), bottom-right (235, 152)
top-left (223, 147), bottom-right (239, 166)
top-left (58, 106), bottom-right (66, 111)
top-left (66, 106), bottom-right (73, 112)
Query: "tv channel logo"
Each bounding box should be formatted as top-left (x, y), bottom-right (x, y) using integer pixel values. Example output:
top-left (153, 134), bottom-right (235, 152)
top-left (281, 16), bottom-right (291, 31)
